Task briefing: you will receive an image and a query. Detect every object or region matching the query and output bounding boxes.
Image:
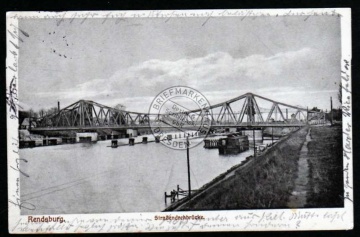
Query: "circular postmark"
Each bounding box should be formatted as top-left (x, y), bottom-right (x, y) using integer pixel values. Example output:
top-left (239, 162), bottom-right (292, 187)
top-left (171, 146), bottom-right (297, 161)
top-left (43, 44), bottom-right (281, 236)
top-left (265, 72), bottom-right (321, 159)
top-left (149, 86), bottom-right (212, 150)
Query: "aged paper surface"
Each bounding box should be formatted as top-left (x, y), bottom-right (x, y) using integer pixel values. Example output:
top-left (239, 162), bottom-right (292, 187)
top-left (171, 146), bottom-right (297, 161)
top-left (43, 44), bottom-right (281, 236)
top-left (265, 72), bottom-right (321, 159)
top-left (7, 9), bottom-right (352, 233)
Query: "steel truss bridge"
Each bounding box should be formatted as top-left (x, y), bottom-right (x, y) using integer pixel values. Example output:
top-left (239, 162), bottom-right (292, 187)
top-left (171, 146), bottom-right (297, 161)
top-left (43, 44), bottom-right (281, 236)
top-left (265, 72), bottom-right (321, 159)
top-left (30, 92), bottom-right (326, 132)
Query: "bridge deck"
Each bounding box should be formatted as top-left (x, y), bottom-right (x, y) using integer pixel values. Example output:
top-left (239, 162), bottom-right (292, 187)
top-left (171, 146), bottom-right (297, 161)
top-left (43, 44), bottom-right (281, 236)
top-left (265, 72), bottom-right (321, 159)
top-left (30, 123), bottom-right (307, 132)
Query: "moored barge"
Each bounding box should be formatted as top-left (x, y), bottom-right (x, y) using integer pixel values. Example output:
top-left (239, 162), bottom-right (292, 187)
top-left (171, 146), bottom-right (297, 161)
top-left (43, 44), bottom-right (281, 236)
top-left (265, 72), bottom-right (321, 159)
top-left (218, 134), bottom-right (249, 155)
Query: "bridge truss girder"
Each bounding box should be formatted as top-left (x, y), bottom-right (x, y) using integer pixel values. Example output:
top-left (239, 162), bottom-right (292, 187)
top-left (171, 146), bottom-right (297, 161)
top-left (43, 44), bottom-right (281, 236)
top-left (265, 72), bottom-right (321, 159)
top-left (38, 100), bottom-right (150, 128)
top-left (36, 93), bottom-right (327, 129)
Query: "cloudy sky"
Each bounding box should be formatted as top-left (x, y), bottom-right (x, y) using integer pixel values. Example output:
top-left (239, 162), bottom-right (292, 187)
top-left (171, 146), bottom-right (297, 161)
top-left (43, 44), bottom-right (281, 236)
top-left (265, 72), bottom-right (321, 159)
top-left (19, 14), bottom-right (341, 113)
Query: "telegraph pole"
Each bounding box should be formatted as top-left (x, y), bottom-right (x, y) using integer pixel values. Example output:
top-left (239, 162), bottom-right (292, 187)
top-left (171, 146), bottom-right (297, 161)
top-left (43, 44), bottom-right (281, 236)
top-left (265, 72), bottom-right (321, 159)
top-left (253, 129), bottom-right (256, 157)
top-left (306, 106), bottom-right (309, 124)
top-left (29, 110), bottom-right (31, 130)
top-left (330, 97), bottom-right (333, 125)
top-left (186, 135), bottom-right (191, 198)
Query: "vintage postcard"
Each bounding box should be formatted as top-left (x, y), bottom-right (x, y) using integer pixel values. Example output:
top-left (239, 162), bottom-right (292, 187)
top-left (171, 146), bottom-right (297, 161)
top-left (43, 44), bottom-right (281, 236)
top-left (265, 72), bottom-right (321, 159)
top-left (7, 9), bottom-right (352, 233)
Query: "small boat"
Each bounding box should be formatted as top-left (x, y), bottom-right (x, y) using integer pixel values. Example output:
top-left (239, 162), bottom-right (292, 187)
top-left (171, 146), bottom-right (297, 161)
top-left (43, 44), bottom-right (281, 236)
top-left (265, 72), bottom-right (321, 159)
top-left (218, 134), bottom-right (249, 155)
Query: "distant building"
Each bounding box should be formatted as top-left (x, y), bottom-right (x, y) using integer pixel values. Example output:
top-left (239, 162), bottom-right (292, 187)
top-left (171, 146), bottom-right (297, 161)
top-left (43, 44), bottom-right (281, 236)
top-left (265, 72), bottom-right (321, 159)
top-left (20, 118), bottom-right (36, 130)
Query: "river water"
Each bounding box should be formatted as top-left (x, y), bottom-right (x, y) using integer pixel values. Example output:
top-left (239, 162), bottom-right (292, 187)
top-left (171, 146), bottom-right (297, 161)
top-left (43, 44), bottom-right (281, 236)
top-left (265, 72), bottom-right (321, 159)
top-left (20, 133), bottom-right (275, 215)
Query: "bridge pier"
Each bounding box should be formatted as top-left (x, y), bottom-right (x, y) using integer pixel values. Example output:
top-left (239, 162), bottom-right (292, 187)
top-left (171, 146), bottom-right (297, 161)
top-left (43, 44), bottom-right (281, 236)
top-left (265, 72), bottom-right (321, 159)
top-left (111, 140), bottom-right (118, 148)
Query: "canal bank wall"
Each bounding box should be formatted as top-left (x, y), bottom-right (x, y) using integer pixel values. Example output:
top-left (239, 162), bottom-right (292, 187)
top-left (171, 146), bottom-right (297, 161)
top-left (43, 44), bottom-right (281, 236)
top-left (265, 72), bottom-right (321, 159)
top-left (166, 126), bottom-right (309, 211)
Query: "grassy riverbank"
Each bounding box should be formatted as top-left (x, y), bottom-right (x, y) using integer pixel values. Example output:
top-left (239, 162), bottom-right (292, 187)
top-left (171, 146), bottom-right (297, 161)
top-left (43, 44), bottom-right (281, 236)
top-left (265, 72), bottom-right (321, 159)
top-left (306, 126), bottom-right (343, 207)
top-left (178, 127), bottom-right (309, 210)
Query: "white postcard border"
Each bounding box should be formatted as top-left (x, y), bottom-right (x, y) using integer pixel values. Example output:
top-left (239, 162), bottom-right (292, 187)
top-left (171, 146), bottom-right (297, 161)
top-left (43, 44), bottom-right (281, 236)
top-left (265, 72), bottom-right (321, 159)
top-left (7, 8), bottom-right (353, 233)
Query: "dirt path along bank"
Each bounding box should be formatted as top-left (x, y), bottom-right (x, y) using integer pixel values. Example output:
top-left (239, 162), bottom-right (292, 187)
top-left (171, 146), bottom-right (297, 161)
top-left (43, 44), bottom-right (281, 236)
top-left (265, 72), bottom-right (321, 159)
top-left (287, 128), bottom-right (312, 207)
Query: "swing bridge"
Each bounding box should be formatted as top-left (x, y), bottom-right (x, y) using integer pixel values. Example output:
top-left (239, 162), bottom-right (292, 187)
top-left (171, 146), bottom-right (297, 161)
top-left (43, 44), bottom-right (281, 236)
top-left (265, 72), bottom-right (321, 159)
top-left (29, 92), bottom-right (327, 132)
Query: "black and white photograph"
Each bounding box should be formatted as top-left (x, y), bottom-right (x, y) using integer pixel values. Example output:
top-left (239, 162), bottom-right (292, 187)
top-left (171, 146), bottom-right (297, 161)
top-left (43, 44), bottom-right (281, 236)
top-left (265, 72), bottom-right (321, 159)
top-left (7, 9), bottom-right (353, 233)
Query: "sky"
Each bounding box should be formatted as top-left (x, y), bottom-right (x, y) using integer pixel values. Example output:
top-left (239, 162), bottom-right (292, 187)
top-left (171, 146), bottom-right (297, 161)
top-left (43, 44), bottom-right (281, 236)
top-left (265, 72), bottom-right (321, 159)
top-left (18, 14), bottom-right (341, 113)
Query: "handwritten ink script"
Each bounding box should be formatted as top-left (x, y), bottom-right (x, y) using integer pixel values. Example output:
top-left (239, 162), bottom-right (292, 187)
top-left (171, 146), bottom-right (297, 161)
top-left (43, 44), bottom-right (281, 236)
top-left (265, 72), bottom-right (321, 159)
top-left (6, 76), bottom-right (18, 119)
top-left (7, 24), bottom-right (19, 119)
top-left (8, 136), bottom-right (35, 211)
top-left (10, 210), bottom-right (348, 233)
top-left (341, 58), bottom-right (353, 204)
top-left (8, 9), bottom-right (343, 23)
top-left (7, 22), bottom-right (35, 212)
top-left (341, 59), bottom-right (351, 117)
top-left (6, 23), bottom-right (29, 119)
